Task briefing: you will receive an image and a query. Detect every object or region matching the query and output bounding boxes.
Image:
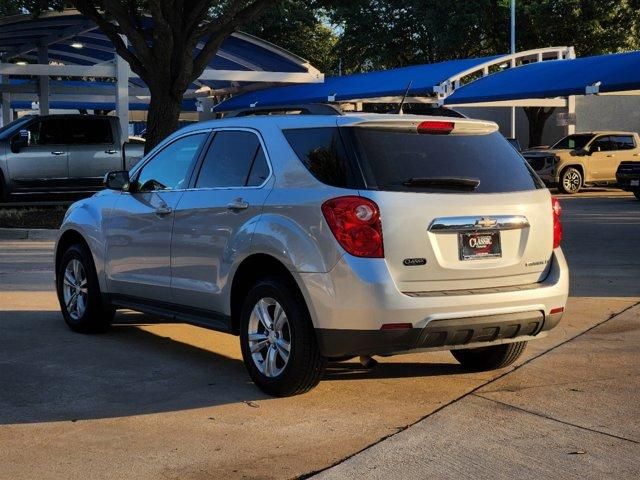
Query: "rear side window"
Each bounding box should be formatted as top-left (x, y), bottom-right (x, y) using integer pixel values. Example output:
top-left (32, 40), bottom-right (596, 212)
top-left (195, 130), bottom-right (269, 188)
top-left (283, 128), bottom-right (360, 188)
top-left (610, 135), bottom-right (636, 150)
top-left (347, 129), bottom-right (544, 193)
top-left (66, 118), bottom-right (113, 144)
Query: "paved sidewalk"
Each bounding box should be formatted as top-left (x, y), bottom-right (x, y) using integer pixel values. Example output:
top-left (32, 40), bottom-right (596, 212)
top-left (314, 304), bottom-right (640, 479)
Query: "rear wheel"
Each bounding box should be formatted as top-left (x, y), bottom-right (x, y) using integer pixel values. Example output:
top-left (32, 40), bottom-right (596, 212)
top-left (634, 190), bottom-right (640, 200)
top-left (451, 341), bottom-right (527, 371)
top-left (56, 243), bottom-right (114, 333)
top-left (239, 276), bottom-right (327, 396)
top-left (559, 167), bottom-right (582, 194)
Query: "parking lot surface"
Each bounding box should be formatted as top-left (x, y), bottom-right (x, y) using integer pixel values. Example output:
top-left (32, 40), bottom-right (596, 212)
top-left (0, 192), bottom-right (639, 479)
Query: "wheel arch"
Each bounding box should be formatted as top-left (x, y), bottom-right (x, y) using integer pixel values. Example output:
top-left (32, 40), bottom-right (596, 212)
top-left (560, 163), bottom-right (584, 183)
top-left (55, 229), bottom-right (91, 275)
top-left (229, 253), bottom-right (316, 336)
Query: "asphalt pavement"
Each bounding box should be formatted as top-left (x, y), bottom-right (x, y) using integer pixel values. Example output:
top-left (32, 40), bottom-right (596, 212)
top-left (0, 192), bottom-right (638, 479)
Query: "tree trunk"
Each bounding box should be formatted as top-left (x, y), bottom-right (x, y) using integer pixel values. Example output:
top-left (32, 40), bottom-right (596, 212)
top-left (144, 91), bottom-right (183, 154)
top-left (524, 107), bottom-right (556, 148)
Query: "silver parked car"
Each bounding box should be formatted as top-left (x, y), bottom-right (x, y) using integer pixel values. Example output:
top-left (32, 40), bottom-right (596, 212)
top-left (0, 114), bottom-right (144, 200)
top-left (55, 112), bottom-right (569, 396)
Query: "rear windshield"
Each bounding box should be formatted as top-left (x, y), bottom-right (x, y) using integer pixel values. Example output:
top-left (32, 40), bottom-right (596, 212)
top-left (284, 127), bottom-right (543, 193)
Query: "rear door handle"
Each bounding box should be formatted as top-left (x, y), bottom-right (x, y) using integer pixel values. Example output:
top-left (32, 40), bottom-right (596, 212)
top-left (606, 154), bottom-right (615, 157)
top-left (227, 199), bottom-right (249, 211)
top-left (51, 151), bottom-right (65, 156)
top-left (105, 149), bottom-right (117, 154)
top-left (155, 205), bottom-right (173, 216)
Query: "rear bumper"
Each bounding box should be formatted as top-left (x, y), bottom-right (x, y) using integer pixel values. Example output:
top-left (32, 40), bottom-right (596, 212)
top-left (300, 249), bottom-right (568, 358)
top-left (316, 310), bottom-right (562, 358)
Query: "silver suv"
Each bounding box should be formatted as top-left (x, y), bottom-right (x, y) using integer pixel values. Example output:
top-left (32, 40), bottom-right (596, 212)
top-left (55, 113), bottom-right (569, 396)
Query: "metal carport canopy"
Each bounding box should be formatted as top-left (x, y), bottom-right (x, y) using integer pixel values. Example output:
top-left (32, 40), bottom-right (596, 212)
top-left (211, 56), bottom-right (502, 112)
top-left (446, 51), bottom-right (640, 105)
top-left (212, 48), bottom-right (640, 113)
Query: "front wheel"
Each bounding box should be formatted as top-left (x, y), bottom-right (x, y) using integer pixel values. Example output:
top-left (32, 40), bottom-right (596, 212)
top-left (559, 167), bottom-right (582, 194)
top-left (56, 243), bottom-right (114, 333)
top-left (239, 276), bottom-right (327, 396)
top-left (634, 190), bottom-right (640, 201)
top-left (451, 341), bottom-right (527, 371)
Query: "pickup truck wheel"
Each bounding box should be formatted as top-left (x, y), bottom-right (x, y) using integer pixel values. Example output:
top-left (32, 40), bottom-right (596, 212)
top-left (634, 191), bottom-right (640, 200)
top-left (559, 167), bottom-right (582, 194)
top-left (451, 341), bottom-right (527, 371)
top-left (56, 243), bottom-right (115, 333)
top-left (240, 276), bottom-right (327, 396)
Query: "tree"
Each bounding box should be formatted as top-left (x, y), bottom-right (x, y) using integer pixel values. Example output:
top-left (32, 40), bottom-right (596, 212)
top-left (325, 0), bottom-right (503, 73)
top-left (515, 0), bottom-right (640, 146)
top-left (61, 1), bottom-right (279, 152)
top-left (245, 0), bottom-right (338, 74)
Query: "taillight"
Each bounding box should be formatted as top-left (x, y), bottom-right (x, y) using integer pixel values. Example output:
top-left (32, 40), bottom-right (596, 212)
top-left (552, 197), bottom-right (562, 248)
top-left (417, 120), bottom-right (454, 135)
top-left (321, 196), bottom-right (384, 258)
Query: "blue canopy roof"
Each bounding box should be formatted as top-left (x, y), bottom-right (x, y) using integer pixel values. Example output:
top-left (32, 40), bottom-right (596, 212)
top-left (446, 51), bottom-right (640, 104)
top-left (212, 56), bottom-right (500, 112)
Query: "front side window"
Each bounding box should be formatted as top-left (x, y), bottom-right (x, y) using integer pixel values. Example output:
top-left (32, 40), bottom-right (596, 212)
top-left (135, 133), bottom-right (207, 192)
top-left (552, 134), bottom-right (594, 150)
top-left (195, 130), bottom-right (269, 188)
top-left (590, 136), bottom-right (613, 152)
top-left (27, 119), bottom-right (65, 145)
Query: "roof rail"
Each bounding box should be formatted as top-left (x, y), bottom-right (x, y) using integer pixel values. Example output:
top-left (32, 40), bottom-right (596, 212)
top-left (224, 103), bottom-right (343, 117)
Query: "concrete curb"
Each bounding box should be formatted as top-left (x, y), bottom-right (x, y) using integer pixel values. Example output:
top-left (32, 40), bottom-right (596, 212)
top-left (0, 227), bottom-right (58, 240)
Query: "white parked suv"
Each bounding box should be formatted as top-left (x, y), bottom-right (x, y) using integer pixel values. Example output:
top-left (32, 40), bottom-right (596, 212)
top-left (55, 111), bottom-right (569, 396)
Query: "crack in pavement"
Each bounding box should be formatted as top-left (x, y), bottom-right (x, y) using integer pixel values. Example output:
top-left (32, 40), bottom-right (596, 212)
top-left (472, 394), bottom-right (640, 445)
top-left (301, 300), bottom-right (640, 480)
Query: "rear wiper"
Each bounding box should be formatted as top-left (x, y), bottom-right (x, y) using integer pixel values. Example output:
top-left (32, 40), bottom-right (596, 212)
top-left (401, 177), bottom-right (480, 190)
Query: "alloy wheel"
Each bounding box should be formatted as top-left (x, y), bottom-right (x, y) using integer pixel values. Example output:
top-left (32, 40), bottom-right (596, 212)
top-left (247, 297), bottom-right (291, 378)
top-left (563, 171), bottom-right (581, 192)
top-left (62, 259), bottom-right (88, 320)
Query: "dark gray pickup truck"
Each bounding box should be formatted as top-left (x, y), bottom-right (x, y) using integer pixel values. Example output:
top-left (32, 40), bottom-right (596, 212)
top-left (0, 114), bottom-right (144, 200)
top-left (616, 161), bottom-right (640, 200)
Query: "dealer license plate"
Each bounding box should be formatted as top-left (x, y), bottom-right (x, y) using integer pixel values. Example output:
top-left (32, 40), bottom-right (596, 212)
top-left (459, 231), bottom-right (502, 260)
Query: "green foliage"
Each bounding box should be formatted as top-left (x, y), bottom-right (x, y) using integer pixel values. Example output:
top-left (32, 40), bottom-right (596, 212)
top-left (244, 0), bottom-right (338, 74)
top-left (327, 0), bottom-right (640, 73)
top-left (516, 0), bottom-right (640, 55)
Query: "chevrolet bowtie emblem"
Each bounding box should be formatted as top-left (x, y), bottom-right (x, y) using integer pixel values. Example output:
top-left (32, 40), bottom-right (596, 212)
top-left (475, 217), bottom-right (498, 228)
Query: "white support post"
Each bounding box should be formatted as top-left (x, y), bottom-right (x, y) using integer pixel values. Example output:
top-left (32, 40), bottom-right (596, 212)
top-left (37, 46), bottom-right (50, 115)
top-left (510, 59), bottom-right (516, 138)
top-left (115, 37), bottom-right (129, 146)
top-left (566, 95), bottom-right (576, 135)
top-left (0, 61), bottom-right (10, 126)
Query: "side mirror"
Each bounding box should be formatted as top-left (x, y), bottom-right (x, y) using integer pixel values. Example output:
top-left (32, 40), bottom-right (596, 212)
top-left (104, 170), bottom-right (130, 191)
top-left (10, 129), bottom-right (31, 153)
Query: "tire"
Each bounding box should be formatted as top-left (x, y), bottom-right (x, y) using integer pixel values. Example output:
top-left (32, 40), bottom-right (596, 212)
top-left (559, 167), bottom-right (582, 194)
top-left (56, 243), bottom-right (115, 333)
top-left (239, 276), bottom-right (327, 396)
top-left (634, 190), bottom-right (640, 201)
top-left (451, 341), bottom-right (527, 371)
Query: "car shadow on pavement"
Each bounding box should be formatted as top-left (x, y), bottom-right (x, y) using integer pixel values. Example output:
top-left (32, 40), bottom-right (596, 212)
top-left (0, 310), bottom-right (268, 425)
